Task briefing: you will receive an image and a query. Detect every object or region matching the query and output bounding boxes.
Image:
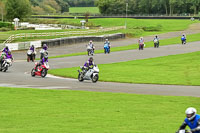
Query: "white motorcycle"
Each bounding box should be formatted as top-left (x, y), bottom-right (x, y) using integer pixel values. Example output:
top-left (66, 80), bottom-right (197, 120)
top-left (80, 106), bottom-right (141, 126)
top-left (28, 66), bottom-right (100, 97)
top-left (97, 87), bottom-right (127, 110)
top-left (86, 45), bottom-right (94, 56)
top-left (0, 59), bottom-right (12, 72)
top-left (78, 65), bottom-right (99, 83)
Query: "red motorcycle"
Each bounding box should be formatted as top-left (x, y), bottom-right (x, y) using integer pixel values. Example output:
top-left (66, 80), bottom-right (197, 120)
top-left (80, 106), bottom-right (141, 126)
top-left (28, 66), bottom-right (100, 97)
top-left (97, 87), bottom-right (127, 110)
top-left (31, 62), bottom-right (49, 78)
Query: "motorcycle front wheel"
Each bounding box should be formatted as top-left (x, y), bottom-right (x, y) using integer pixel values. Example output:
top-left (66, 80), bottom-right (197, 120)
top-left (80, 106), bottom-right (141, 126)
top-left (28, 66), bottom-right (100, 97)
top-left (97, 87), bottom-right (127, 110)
top-left (41, 69), bottom-right (47, 78)
top-left (92, 74), bottom-right (99, 83)
top-left (2, 65), bottom-right (8, 72)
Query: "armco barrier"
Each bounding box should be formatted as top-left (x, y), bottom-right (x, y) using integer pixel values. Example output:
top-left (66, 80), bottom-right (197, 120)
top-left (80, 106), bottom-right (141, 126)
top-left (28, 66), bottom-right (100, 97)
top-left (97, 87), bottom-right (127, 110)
top-left (1, 33), bottom-right (125, 51)
top-left (41, 33), bottom-right (125, 47)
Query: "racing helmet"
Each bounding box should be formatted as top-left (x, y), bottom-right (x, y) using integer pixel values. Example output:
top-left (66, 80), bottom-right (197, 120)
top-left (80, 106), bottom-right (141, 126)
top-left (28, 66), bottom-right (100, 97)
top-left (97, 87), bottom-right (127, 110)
top-left (185, 107), bottom-right (197, 121)
top-left (43, 44), bottom-right (47, 48)
top-left (89, 57), bottom-right (93, 62)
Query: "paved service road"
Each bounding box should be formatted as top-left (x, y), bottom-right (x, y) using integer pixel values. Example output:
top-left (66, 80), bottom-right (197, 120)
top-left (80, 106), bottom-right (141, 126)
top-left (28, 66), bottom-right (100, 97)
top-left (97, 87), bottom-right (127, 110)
top-left (1, 40), bottom-right (200, 97)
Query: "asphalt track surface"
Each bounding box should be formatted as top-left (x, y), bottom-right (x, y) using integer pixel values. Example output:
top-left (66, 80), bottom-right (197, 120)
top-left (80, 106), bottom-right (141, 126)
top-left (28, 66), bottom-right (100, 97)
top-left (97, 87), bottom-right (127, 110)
top-left (1, 26), bottom-right (200, 97)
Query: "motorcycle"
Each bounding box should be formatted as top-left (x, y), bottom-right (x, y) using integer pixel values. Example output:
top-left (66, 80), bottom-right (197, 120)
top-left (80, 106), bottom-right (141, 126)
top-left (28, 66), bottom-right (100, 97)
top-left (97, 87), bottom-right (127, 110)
top-left (0, 58), bottom-right (12, 72)
top-left (154, 39), bottom-right (159, 48)
top-left (31, 62), bottom-right (49, 78)
top-left (181, 37), bottom-right (186, 45)
top-left (86, 45), bottom-right (94, 56)
top-left (176, 130), bottom-right (190, 133)
top-left (104, 43), bottom-right (110, 54)
top-left (77, 65), bottom-right (99, 83)
top-left (139, 43), bottom-right (144, 50)
top-left (40, 49), bottom-right (48, 59)
top-left (27, 50), bottom-right (36, 62)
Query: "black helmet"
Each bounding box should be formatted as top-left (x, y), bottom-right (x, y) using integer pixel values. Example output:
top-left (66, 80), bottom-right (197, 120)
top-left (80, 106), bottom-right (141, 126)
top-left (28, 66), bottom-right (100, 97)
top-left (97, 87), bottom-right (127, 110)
top-left (5, 46), bottom-right (8, 49)
top-left (89, 57), bottom-right (93, 61)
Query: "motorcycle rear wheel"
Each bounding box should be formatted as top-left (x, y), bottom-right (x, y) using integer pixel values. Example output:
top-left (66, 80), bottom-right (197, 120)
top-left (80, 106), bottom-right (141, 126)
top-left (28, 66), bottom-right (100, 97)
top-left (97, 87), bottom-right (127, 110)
top-left (78, 73), bottom-right (84, 82)
top-left (27, 56), bottom-right (30, 62)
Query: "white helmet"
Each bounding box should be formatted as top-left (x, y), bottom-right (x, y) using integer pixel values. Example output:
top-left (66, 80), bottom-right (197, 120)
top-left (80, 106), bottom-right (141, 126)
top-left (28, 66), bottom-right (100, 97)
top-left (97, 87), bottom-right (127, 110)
top-left (185, 107), bottom-right (197, 121)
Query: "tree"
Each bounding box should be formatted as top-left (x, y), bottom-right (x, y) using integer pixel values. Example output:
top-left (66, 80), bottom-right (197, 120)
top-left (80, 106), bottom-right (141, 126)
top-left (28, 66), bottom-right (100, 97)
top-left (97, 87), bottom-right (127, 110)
top-left (187, 0), bottom-right (200, 14)
top-left (0, 0), bottom-right (6, 21)
top-left (97, 0), bottom-right (126, 15)
top-left (159, 0), bottom-right (169, 15)
top-left (6, 0), bottom-right (31, 21)
top-left (55, 0), bottom-right (69, 13)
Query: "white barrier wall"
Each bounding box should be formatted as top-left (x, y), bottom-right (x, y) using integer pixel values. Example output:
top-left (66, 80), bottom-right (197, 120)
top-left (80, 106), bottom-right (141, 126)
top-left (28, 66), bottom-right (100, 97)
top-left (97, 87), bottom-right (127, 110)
top-left (30, 41), bottom-right (42, 48)
top-left (5, 43), bottom-right (19, 51)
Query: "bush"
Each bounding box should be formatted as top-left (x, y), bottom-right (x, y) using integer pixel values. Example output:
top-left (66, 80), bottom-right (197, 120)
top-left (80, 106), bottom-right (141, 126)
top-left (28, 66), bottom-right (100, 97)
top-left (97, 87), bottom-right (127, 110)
top-left (142, 24), bottom-right (162, 31)
top-left (0, 22), bottom-right (12, 28)
top-left (0, 27), bottom-right (11, 31)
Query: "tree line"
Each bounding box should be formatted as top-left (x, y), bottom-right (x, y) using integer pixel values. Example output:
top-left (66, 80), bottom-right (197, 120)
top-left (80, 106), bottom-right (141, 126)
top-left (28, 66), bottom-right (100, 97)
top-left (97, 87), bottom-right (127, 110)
top-left (96, 0), bottom-right (200, 16)
top-left (1, 0), bottom-right (200, 22)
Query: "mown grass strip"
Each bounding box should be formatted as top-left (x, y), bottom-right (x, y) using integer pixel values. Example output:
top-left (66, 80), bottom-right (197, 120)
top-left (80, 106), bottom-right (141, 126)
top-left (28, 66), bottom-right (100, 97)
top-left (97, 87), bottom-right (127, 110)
top-left (0, 87), bottom-right (199, 133)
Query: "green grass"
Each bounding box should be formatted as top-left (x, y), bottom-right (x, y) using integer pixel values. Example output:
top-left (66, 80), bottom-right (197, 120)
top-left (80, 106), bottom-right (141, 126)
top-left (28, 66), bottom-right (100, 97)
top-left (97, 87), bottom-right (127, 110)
top-left (69, 7), bottom-right (100, 14)
top-left (0, 87), bottom-right (199, 133)
top-left (49, 51), bottom-right (200, 86)
top-left (48, 32), bottom-right (200, 59)
top-left (0, 19), bottom-right (198, 43)
top-left (59, 18), bottom-right (199, 35)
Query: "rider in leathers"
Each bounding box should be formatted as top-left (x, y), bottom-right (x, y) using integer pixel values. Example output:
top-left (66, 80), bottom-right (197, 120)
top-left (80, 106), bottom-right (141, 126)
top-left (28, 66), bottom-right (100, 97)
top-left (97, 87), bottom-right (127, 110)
top-left (177, 107), bottom-right (200, 133)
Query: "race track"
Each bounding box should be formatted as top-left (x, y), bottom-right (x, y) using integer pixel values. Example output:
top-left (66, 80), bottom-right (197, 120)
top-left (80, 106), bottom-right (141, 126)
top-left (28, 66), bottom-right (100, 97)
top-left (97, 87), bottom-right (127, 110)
top-left (1, 24), bottom-right (200, 97)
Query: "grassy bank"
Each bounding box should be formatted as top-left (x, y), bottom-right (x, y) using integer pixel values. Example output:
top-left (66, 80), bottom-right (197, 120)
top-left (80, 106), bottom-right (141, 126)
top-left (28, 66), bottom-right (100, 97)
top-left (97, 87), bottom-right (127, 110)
top-left (0, 19), bottom-right (198, 43)
top-left (49, 51), bottom-right (200, 86)
top-left (0, 87), bottom-right (199, 133)
top-left (69, 7), bottom-right (100, 14)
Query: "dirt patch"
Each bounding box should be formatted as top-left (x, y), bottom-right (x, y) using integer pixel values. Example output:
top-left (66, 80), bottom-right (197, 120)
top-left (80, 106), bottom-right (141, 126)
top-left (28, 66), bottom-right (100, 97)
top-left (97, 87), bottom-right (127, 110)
top-left (188, 23), bottom-right (200, 30)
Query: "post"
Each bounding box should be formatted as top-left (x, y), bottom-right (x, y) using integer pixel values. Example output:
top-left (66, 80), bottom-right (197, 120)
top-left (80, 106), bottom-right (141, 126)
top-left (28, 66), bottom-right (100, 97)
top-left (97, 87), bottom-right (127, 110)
top-left (125, 3), bottom-right (128, 29)
top-left (1, 8), bottom-right (2, 22)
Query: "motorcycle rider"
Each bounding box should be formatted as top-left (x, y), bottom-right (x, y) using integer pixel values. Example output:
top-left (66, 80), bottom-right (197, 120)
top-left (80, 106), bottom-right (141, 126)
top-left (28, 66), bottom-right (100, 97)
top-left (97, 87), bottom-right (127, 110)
top-left (176, 107), bottom-right (200, 133)
top-left (6, 51), bottom-right (13, 60)
top-left (2, 46), bottom-right (10, 54)
top-left (29, 45), bottom-right (36, 59)
top-left (42, 44), bottom-right (48, 51)
top-left (138, 37), bottom-right (144, 50)
top-left (104, 39), bottom-right (111, 53)
top-left (40, 44), bottom-right (48, 59)
top-left (153, 35), bottom-right (159, 48)
top-left (87, 40), bottom-right (95, 53)
top-left (104, 39), bottom-right (111, 48)
top-left (181, 34), bottom-right (186, 45)
top-left (83, 57), bottom-right (95, 74)
top-left (30, 45), bottom-right (35, 52)
top-left (35, 54), bottom-right (48, 72)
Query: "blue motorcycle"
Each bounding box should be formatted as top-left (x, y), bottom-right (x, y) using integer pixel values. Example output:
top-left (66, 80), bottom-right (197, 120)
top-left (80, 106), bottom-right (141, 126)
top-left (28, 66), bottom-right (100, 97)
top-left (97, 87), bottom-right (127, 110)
top-left (104, 43), bottom-right (110, 54)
